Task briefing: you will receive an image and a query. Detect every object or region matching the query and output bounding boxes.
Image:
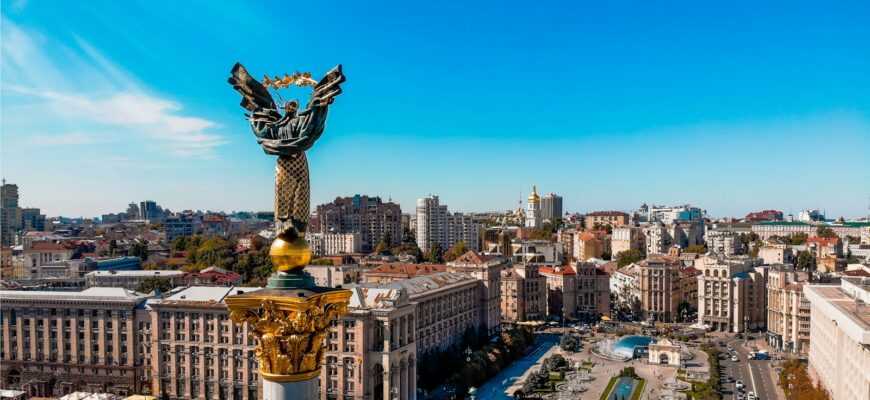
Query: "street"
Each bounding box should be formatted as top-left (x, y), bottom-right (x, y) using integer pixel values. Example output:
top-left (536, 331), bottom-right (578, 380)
top-left (717, 337), bottom-right (781, 400)
top-left (475, 334), bottom-right (560, 400)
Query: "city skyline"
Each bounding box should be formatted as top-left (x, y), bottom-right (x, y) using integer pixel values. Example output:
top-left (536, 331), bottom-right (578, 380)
top-left (2, 2), bottom-right (869, 218)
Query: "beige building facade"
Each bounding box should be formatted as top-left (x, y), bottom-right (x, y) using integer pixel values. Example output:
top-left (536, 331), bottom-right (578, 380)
top-left (696, 255), bottom-right (766, 332)
top-left (446, 251), bottom-right (507, 335)
top-left (0, 288), bottom-right (147, 398)
top-left (766, 266), bottom-right (810, 354)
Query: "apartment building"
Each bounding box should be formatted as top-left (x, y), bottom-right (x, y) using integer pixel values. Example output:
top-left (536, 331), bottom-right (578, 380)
top-left (539, 265), bottom-right (576, 321)
top-left (705, 229), bottom-right (744, 256)
top-left (610, 226), bottom-right (644, 257)
top-left (311, 195), bottom-right (402, 252)
top-left (306, 233), bottom-right (362, 257)
top-left (0, 288), bottom-right (148, 398)
top-left (324, 286), bottom-right (416, 400)
top-left (501, 264), bottom-right (547, 323)
top-left (446, 251), bottom-right (508, 335)
top-left (766, 265), bottom-right (811, 354)
top-left (758, 244), bottom-right (794, 265)
top-left (415, 195), bottom-right (480, 253)
top-left (146, 286), bottom-right (262, 400)
top-left (22, 241), bottom-right (74, 278)
top-left (583, 211), bottom-right (629, 230)
top-left (573, 232), bottom-right (604, 261)
top-left (803, 278), bottom-right (870, 400)
top-left (636, 256), bottom-right (683, 322)
top-left (696, 255), bottom-right (767, 333)
top-left (574, 262), bottom-right (611, 317)
top-left (85, 270), bottom-right (185, 291)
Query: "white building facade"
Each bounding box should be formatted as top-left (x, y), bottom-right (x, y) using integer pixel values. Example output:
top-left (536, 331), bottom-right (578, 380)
top-left (803, 278), bottom-right (870, 400)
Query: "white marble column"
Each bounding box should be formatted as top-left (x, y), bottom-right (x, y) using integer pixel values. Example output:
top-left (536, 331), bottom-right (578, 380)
top-left (263, 378), bottom-right (319, 400)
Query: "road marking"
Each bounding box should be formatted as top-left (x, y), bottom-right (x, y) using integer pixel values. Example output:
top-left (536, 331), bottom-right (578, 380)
top-left (748, 361), bottom-right (758, 396)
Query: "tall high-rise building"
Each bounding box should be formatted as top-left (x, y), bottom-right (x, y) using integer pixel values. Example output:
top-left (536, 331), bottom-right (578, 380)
top-left (138, 200), bottom-right (163, 221)
top-left (415, 195), bottom-right (480, 253)
top-left (1, 181), bottom-right (20, 246)
top-left (525, 186), bottom-right (541, 229)
top-left (310, 195), bottom-right (402, 252)
top-left (125, 203), bottom-right (140, 220)
top-left (540, 193), bottom-right (563, 223)
top-left (20, 208), bottom-right (46, 232)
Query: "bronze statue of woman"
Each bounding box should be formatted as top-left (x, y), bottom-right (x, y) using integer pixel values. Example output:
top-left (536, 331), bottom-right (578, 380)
top-left (228, 63), bottom-right (345, 273)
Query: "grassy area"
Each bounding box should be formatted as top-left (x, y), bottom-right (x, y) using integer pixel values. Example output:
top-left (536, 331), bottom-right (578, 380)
top-left (599, 376), bottom-right (619, 400)
top-left (630, 379), bottom-right (646, 400)
top-left (685, 345), bottom-right (722, 400)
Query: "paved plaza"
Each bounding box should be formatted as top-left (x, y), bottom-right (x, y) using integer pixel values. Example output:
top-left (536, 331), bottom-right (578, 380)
top-left (477, 332), bottom-right (711, 400)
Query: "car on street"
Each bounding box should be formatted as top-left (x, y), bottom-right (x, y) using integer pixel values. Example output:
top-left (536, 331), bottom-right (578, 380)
top-left (747, 392), bottom-right (757, 400)
top-left (731, 355), bottom-right (739, 362)
top-left (736, 380), bottom-right (744, 390)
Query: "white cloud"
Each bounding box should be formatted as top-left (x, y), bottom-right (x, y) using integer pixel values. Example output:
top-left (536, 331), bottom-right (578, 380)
top-left (1, 18), bottom-right (225, 158)
top-left (28, 132), bottom-right (101, 146)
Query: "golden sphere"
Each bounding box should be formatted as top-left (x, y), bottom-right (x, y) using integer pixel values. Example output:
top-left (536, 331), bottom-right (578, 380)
top-left (269, 235), bottom-right (311, 272)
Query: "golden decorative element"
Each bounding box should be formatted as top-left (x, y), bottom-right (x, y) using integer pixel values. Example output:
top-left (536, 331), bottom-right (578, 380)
top-left (226, 289), bottom-right (351, 382)
top-left (270, 234), bottom-right (312, 272)
top-left (275, 153), bottom-right (309, 238)
top-left (528, 185), bottom-right (540, 204)
top-left (262, 71), bottom-right (318, 90)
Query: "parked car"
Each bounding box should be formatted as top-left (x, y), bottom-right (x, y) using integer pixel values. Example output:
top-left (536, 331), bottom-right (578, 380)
top-left (736, 380), bottom-right (744, 390)
top-left (731, 355), bottom-right (739, 362)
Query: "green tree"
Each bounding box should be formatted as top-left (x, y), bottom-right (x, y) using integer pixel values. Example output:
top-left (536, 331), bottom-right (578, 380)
top-left (559, 335), bottom-right (580, 352)
top-left (128, 241), bottom-right (149, 261)
top-left (136, 277), bottom-right (172, 294)
top-left (790, 232), bottom-right (809, 245)
top-left (373, 239), bottom-right (392, 255)
top-left (171, 236), bottom-right (189, 252)
top-left (796, 250), bottom-right (815, 271)
top-left (427, 244), bottom-right (444, 263)
top-left (615, 249), bottom-right (644, 267)
top-left (816, 226), bottom-right (837, 239)
top-left (391, 242), bottom-right (423, 262)
top-left (443, 241), bottom-right (469, 262)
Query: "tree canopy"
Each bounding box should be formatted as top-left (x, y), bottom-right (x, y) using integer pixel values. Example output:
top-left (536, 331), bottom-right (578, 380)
top-left (815, 226), bottom-right (837, 239)
top-left (779, 360), bottom-right (830, 400)
top-left (615, 249), bottom-right (644, 267)
top-left (443, 241), bottom-right (468, 262)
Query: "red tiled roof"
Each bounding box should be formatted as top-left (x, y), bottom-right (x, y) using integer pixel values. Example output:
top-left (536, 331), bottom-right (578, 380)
top-left (680, 266), bottom-right (700, 277)
top-left (453, 250), bottom-right (495, 265)
top-left (842, 269), bottom-right (870, 277)
top-left (27, 241), bottom-right (67, 251)
top-left (367, 263), bottom-right (446, 277)
top-left (806, 236), bottom-right (840, 247)
top-left (539, 265), bottom-right (576, 276)
top-left (586, 211), bottom-right (629, 217)
top-left (577, 232), bottom-right (599, 242)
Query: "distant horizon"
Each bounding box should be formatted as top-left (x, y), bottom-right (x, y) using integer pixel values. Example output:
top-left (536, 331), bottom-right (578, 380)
top-left (15, 186), bottom-right (868, 222)
top-left (2, 2), bottom-right (868, 219)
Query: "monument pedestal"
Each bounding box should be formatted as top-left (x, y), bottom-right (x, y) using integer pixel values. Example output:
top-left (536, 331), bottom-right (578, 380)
top-left (263, 377), bottom-right (319, 400)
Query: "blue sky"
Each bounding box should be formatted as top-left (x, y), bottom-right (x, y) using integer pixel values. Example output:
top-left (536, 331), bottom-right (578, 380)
top-left (2, 1), bottom-right (868, 218)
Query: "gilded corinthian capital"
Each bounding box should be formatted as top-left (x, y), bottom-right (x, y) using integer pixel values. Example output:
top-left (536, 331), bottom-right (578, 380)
top-left (226, 289), bottom-right (351, 382)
